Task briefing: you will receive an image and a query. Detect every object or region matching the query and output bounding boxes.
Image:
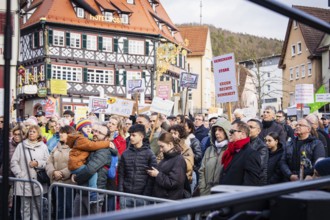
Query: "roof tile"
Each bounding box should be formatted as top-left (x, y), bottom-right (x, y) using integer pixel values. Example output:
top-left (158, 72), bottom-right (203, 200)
top-left (178, 26), bottom-right (209, 56)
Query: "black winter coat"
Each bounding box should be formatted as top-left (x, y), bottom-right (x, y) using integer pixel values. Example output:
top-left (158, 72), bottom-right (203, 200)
top-left (194, 125), bottom-right (209, 143)
top-left (250, 137), bottom-right (269, 185)
top-left (259, 120), bottom-right (286, 146)
top-left (75, 148), bottom-right (118, 190)
top-left (219, 143), bottom-right (261, 186)
top-left (280, 136), bottom-right (325, 180)
top-left (152, 151), bottom-right (186, 200)
top-left (188, 137), bottom-right (203, 171)
top-left (267, 146), bottom-right (284, 184)
top-left (118, 144), bottom-right (157, 196)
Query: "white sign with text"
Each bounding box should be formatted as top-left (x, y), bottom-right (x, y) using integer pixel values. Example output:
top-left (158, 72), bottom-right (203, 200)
top-left (150, 97), bottom-right (174, 116)
top-left (316, 93), bottom-right (330, 102)
top-left (295, 84), bottom-right (314, 104)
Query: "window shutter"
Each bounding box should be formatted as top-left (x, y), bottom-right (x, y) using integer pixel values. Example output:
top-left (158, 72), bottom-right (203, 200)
top-left (145, 41), bottom-right (149, 55)
top-left (29, 34), bottom-right (33, 48)
top-left (46, 64), bottom-right (52, 79)
top-left (114, 38), bottom-right (118, 52)
top-left (48, 30), bottom-right (53, 45)
top-left (66, 32), bottom-right (70, 46)
top-left (123, 40), bottom-right (128, 54)
top-left (34, 32), bottom-right (39, 47)
top-left (142, 71), bottom-right (146, 79)
top-left (115, 70), bottom-right (120, 85)
top-left (179, 54), bottom-right (182, 68)
top-left (123, 71), bottom-right (127, 86)
top-left (98, 36), bottom-right (103, 51)
top-left (83, 68), bottom-right (88, 82)
top-left (82, 34), bottom-right (87, 49)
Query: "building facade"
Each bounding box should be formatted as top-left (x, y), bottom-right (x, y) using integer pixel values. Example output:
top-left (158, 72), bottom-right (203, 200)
top-left (17, 0), bottom-right (187, 118)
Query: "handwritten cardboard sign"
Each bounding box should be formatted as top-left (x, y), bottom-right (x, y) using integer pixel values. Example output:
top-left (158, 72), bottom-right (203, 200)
top-left (150, 97), bottom-right (174, 116)
top-left (88, 96), bottom-right (134, 117)
top-left (156, 81), bottom-right (172, 100)
top-left (127, 79), bottom-right (145, 94)
top-left (179, 72), bottom-right (199, 89)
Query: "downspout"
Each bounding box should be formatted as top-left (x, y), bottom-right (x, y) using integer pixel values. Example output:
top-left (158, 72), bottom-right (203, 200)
top-left (200, 56), bottom-right (203, 113)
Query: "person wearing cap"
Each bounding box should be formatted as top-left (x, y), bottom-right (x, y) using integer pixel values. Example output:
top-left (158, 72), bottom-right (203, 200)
top-left (35, 111), bottom-right (46, 127)
top-left (76, 119), bottom-right (93, 139)
top-left (118, 124), bottom-right (157, 208)
top-left (63, 110), bottom-right (75, 127)
top-left (321, 115), bottom-right (330, 134)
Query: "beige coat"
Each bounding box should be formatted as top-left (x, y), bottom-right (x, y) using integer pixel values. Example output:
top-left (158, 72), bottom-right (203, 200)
top-left (46, 142), bottom-right (73, 184)
top-left (10, 139), bottom-right (49, 196)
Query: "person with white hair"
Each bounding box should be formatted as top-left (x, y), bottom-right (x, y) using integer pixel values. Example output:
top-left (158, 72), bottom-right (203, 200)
top-left (232, 108), bottom-right (247, 124)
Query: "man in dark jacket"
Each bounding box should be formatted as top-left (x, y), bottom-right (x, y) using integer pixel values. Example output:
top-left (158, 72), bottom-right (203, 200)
top-left (72, 123), bottom-right (118, 216)
top-left (247, 119), bottom-right (268, 185)
top-left (194, 114), bottom-right (209, 142)
top-left (280, 119), bottom-right (325, 181)
top-left (276, 110), bottom-right (294, 142)
top-left (118, 124), bottom-right (157, 208)
top-left (259, 106), bottom-right (286, 146)
top-left (219, 121), bottom-right (261, 186)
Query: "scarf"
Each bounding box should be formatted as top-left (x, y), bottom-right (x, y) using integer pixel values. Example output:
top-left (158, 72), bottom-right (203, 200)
top-left (262, 120), bottom-right (273, 129)
top-left (214, 140), bottom-right (228, 154)
top-left (222, 137), bottom-right (250, 169)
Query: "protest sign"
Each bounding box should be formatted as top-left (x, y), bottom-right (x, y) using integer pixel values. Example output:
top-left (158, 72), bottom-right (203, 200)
top-left (213, 53), bottom-right (238, 103)
top-left (295, 84), bottom-right (314, 104)
top-left (127, 79), bottom-right (145, 94)
top-left (156, 81), bottom-right (172, 100)
top-left (179, 72), bottom-right (199, 89)
top-left (150, 97), bottom-right (174, 116)
top-left (75, 106), bottom-right (89, 122)
top-left (316, 93), bottom-right (330, 102)
top-left (88, 96), bottom-right (134, 117)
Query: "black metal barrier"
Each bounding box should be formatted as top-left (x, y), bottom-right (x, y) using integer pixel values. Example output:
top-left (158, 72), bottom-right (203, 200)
top-left (76, 177), bottom-right (330, 220)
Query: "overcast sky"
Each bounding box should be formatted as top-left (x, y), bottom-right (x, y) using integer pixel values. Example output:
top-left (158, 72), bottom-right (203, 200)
top-left (162, 0), bottom-right (328, 40)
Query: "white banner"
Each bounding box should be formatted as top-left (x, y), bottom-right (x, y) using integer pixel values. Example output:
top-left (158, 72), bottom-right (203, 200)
top-left (295, 84), bottom-right (314, 104)
top-left (88, 96), bottom-right (134, 117)
top-left (213, 53), bottom-right (238, 103)
top-left (150, 97), bottom-right (174, 116)
top-left (316, 93), bottom-right (330, 102)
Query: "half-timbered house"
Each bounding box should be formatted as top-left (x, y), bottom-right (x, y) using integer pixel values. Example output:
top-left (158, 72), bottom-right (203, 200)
top-left (17, 0), bottom-right (187, 117)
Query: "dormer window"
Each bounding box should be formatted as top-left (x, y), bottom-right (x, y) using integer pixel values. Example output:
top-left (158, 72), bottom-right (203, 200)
top-left (77, 7), bottom-right (84, 18)
top-left (104, 12), bottom-right (113, 22)
top-left (121, 14), bottom-right (129, 24)
top-left (293, 20), bottom-right (297, 29)
top-left (127, 0), bottom-right (134, 4)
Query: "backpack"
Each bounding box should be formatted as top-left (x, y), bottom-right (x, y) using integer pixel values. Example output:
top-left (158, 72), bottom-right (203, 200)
top-left (107, 155), bottom-right (118, 179)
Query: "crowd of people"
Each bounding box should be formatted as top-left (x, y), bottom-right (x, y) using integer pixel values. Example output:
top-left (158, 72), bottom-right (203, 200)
top-left (1, 105), bottom-right (330, 219)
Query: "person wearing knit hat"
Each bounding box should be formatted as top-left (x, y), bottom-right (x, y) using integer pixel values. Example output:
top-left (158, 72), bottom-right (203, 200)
top-left (76, 119), bottom-right (92, 138)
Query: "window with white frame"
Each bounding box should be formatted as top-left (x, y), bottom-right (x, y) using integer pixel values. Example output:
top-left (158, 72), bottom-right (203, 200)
top-left (297, 42), bottom-right (302, 54)
top-left (127, 0), bottom-right (134, 4)
top-left (129, 40), bottom-right (144, 55)
top-left (33, 67), bottom-right (38, 82)
top-left (104, 12), bottom-right (113, 22)
top-left (295, 66), bottom-right (299, 79)
top-left (63, 105), bottom-right (73, 111)
top-left (52, 65), bottom-right (82, 82)
top-left (289, 68), bottom-right (293, 80)
top-left (53, 30), bottom-right (65, 46)
top-left (121, 14), bottom-right (129, 24)
top-left (87, 69), bottom-right (114, 85)
top-left (39, 31), bottom-right (43, 47)
top-left (291, 45), bottom-right (296, 56)
top-left (77, 7), bottom-right (84, 18)
top-left (301, 64), bottom-right (305, 77)
top-left (87, 35), bottom-right (97, 50)
top-left (103, 37), bottom-right (112, 52)
top-left (40, 65), bottom-right (45, 81)
top-left (308, 62), bottom-right (312, 76)
top-left (70, 33), bottom-right (81, 48)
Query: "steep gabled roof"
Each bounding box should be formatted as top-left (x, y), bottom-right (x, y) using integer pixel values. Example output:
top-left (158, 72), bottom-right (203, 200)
top-left (21, 0), bottom-right (184, 45)
top-left (279, 5), bottom-right (330, 68)
top-left (95, 0), bottom-right (117, 11)
top-left (178, 26), bottom-right (209, 56)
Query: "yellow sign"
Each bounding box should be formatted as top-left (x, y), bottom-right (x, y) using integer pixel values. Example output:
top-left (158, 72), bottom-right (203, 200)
top-left (50, 79), bottom-right (67, 95)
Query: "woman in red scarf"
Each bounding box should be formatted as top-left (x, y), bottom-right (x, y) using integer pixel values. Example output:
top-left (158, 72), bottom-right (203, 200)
top-left (220, 121), bottom-right (261, 186)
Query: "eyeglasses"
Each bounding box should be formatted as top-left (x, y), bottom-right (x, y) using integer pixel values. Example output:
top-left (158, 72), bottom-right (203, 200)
top-left (276, 115), bottom-right (283, 118)
top-left (296, 124), bottom-right (309, 127)
top-left (92, 129), bottom-right (107, 136)
top-left (229, 129), bottom-right (242, 134)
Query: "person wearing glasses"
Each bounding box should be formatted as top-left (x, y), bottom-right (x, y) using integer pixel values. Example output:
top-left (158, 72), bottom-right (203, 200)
top-left (219, 121), bottom-right (261, 186)
top-left (70, 122), bottom-right (118, 216)
top-left (247, 119), bottom-right (269, 185)
top-left (193, 114), bottom-right (209, 143)
top-left (280, 119), bottom-right (325, 181)
top-left (258, 106), bottom-right (286, 146)
top-left (264, 132), bottom-right (284, 184)
top-left (199, 117), bottom-right (231, 196)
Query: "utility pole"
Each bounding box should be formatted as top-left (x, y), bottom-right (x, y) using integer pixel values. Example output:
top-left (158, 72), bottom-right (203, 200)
top-left (200, 0), bottom-right (203, 25)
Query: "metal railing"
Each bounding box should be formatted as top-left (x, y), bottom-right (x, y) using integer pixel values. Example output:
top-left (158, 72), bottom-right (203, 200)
top-left (76, 177), bottom-right (330, 220)
top-left (48, 182), bottom-right (176, 219)
top-left (0, 176), bottom-right (45, 220)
